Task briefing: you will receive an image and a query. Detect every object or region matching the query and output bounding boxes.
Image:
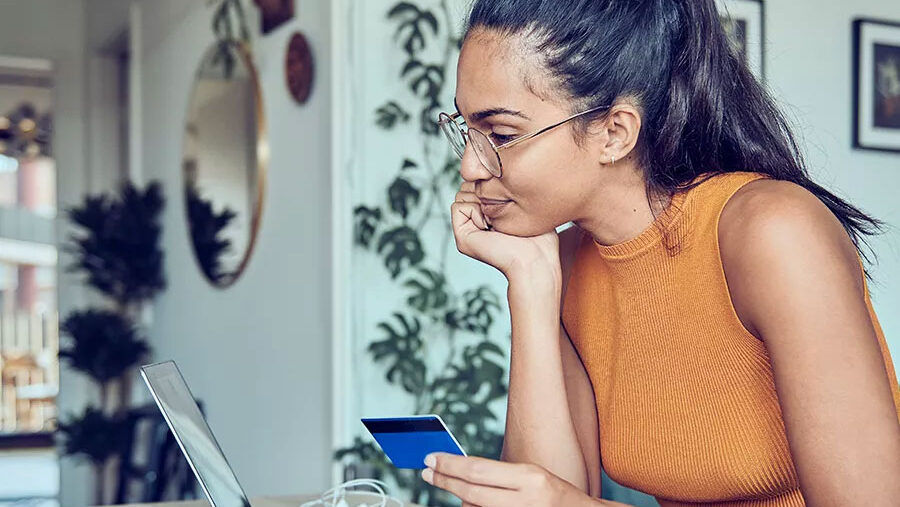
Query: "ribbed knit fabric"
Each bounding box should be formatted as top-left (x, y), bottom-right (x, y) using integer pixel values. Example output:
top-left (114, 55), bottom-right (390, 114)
top-left (561, 171), bottom-right (900, 507)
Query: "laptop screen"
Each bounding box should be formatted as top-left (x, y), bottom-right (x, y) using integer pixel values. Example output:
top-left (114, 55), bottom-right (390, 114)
top-left (141, 361), bottom-right (250, 507)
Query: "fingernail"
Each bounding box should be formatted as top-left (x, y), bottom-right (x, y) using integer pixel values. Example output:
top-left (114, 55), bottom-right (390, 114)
top-left (421, 468), bottom-right (434, 483)
top-left (425, 453), bottom-right (437, 467)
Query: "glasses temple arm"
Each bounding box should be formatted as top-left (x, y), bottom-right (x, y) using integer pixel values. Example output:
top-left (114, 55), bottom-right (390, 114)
top-left (497, 104), bottom-right (611, 151)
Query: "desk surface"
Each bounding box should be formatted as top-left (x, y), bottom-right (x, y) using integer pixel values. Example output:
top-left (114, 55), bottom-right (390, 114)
top-left (115, 494), bottom-right (425, 507)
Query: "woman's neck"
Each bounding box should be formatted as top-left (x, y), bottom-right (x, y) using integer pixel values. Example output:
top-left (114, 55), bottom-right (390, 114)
top-left (574, 167), bottom-right (670, 247)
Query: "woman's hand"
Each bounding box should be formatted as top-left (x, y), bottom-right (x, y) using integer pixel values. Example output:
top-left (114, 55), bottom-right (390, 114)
top-left (422, 453), bottom-right (597, 507)
top-left (451, 182), bottom-right (560, 282)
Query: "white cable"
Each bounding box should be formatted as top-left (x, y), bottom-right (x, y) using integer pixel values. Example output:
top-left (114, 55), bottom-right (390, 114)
top-left (299, 478), bottom-right (405, 507)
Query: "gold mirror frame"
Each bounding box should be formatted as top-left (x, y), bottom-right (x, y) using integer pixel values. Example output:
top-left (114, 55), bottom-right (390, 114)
top-left (182, 40), bottom-right (268, 288)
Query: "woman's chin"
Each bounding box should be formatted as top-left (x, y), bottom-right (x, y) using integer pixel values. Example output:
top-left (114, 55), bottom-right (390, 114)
top-left (490, 217), bottom-right (558, 238)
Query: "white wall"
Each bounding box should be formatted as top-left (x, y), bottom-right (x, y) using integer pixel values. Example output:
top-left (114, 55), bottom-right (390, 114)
top-left (136, 0), bottom-right (334, 497)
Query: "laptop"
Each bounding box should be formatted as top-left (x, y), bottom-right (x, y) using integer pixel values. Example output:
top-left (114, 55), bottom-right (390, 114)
top-left (140, 360), bottom-right (251, 507)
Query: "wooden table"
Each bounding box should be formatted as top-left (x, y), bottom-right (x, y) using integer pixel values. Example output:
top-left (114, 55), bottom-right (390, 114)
top-left (113, 494), bottom-right (425, 507)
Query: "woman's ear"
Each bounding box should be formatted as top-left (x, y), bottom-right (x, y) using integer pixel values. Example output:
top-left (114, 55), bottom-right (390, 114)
top-left (599, 103), bottom-right (641, 162)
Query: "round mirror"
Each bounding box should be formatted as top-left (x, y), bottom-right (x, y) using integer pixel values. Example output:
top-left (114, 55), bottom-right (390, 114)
top-left (183, 41), bottom-right (267, 288)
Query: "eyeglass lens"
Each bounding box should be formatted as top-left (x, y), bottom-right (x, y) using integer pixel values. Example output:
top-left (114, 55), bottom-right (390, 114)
top-left (439, 114), bottom-right (502, 177)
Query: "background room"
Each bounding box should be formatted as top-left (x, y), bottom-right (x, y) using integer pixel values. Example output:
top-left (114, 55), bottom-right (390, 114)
top-left (0, 1), bottom-right (898, 506)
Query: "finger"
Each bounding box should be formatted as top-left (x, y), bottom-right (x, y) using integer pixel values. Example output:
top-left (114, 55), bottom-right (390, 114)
top-left (428, 453), bottom-right (528, 490)
top-left (454, 192), bottom-right (493, 228)
top-left (454, 190), bottom-right (492, 230)
top-left (451, 202), bottom-right (490, 231)
top-left (454, 190), bottom-right (480, 204)
top-left (460, 180), bottom-right (476, 193)
top-left (425, 469), bottom-right (517, 507)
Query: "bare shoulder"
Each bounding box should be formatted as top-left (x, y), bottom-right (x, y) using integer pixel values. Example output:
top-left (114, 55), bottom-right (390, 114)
top-left (718, 178), bottom-right (865, 336)
top-left (721, 178), bottom-right (840, 230)
top-left (719, 178), bottom-right (859, 268)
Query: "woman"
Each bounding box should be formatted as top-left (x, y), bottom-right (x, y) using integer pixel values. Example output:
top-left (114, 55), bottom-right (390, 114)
top-left (420, 1), bottom-right (900, 506)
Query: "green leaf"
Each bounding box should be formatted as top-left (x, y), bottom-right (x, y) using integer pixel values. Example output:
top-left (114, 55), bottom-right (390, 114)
top-left (371, 313), bottom-right (421, 358)
top-left (353, 206), bottom-right (383, 248)
top-left (420, 11), bottom-right (439, 34)
top-left (474, 341), bottom-right (505, 359)
top-left (428, 339), bottom-right (508, 457)
top-left (406, 64), bottom-right (444, 100)
top-left (387, 177), bottom-right (421, 219)
top-left (401, 59), bottom-right (423, 77)
top-left (59, 309), bottom-right (150, 382)
top-left (57, 406), bottom-right (134, 465)
top-left (66, 181), bottom-right (166, 304)
top-left (444, 286), bottom-right (502, 334)
top-left (369, 313), bottom-right (425, 394)
top-left (375, 101), bottom-right (411, 130)
top-left (420, 99), bottom-right (442, 136)
top-left (376, 226), bottom-right (424, 278)
top-left (404, 267), bottom-right (449, 313)
top-left (386, 2), bottom-right (420, 20)
top-left (388, 4), bottom-right (439, 56)
top-left (389, 358), bottom-right (427, 394)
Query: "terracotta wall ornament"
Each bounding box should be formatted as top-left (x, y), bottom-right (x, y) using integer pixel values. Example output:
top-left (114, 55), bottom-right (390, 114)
top-left (285, 32), bottom-right (314, 105)
top-left (252, 0), bottom-right (294, 34)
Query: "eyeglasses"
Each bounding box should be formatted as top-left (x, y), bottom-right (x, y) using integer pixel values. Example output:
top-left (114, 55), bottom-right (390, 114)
top-left (436, 104), bottom-right (611, 178)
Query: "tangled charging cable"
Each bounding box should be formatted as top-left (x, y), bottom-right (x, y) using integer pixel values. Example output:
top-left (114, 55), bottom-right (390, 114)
top-left (299, 479), bottom-right (405, 507)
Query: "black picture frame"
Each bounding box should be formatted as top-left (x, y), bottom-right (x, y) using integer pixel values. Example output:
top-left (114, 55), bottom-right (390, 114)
top-left (716, 0), bottom-right (766, 83)
top-left (853, 17), bottom-right (900, 154)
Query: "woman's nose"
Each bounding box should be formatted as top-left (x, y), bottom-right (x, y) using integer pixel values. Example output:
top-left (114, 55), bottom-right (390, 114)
top-left (459, 142), bottom-right (495, 183)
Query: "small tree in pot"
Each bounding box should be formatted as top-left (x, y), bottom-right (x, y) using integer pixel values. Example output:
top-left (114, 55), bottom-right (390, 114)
top-left (57, 181), bottom-right (166, 505)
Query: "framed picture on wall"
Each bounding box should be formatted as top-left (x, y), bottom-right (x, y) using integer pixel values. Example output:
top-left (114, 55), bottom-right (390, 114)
top-left (715, 0), bottom-right (765, 82)
top-left (853, 18), bottom-right (900, 153)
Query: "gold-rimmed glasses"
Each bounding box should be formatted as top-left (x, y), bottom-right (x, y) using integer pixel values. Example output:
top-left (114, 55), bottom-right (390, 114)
top-left (436, 104), bottom-right (611, 178)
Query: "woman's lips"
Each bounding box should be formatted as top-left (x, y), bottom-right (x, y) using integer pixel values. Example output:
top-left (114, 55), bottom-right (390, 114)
top-left (480, 199), bottom-right (512, 217)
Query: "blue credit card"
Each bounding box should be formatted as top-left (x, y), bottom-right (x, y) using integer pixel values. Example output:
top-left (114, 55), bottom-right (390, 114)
top-left (361, 415), bottom-right (467, 469)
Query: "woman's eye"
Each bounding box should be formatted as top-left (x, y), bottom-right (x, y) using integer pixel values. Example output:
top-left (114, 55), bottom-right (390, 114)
top-left (490, 132), bottom-right (516, 144)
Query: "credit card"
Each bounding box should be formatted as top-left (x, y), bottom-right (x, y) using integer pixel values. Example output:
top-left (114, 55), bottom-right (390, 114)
top-left (361, 415), bottom-right (467, 469)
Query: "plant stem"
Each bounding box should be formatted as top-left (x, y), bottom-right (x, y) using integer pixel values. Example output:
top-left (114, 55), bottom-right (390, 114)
top-left (94, 462), bottom-right (105, 505)
top-left (411, 473), bottom-right (425, 505)
top-left (100, 381), bottom-right (110, 413)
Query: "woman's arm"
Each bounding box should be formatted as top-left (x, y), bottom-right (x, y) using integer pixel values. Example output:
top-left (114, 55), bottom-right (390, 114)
top-left (448, 186), bottom-right (610, 503)
top-left (559, 322), bottom-right (603, 497)
top-left (720, 180), bottom-right (900, 506)
top-left (501, 270), bottom-right (586, 490)
top-left (501, 226), bottom-right (601, 496)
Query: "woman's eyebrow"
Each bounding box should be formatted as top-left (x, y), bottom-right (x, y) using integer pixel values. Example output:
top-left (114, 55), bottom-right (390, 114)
top-left (454, 98), bottom-right (531, 122)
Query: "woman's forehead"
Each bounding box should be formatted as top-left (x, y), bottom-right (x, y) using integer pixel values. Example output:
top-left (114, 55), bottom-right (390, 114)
top-left (456, 31), bottom-right (556, 119)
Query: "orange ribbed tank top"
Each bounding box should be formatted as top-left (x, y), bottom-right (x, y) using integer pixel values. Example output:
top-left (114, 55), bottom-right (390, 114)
top-left (561, 171), bottom-right (900, 507)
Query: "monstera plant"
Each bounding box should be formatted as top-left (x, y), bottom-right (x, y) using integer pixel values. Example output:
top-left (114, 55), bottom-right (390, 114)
top-left (337, 2), bottom-right (510, 506)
